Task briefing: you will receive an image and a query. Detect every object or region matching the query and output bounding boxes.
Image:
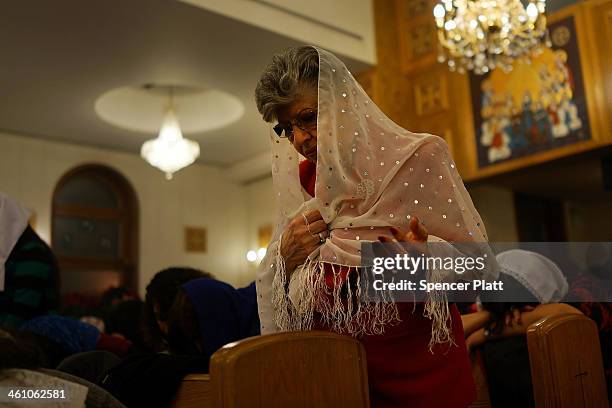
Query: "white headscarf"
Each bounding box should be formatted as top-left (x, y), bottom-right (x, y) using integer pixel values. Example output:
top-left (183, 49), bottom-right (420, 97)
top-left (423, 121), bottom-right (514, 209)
top-left (0, 192), bottom-right (31, 291)
top-left (257, 47), bottom-right (497, 345)
top-left (497, 249), bottom-right (568, 303)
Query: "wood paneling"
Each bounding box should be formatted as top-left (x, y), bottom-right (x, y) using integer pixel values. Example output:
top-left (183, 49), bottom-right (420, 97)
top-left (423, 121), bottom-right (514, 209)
top-left (587, 0), bottom-right (612, 141)
top-left (396, 0), bottom-right (438, 74)
top-left (370, 0), bottom-right (612, 181)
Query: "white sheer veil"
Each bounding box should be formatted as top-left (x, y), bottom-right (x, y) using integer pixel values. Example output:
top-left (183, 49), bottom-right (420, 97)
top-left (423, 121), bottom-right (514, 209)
top-left (256, 47), bottom-right (498, 346)
top-left (497, 249), bottom-right (568, 303)
top-left (0, 192), bottom-right (30, 291)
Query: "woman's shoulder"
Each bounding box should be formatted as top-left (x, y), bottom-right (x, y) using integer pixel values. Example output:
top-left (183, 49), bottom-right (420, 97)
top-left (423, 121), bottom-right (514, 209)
top-left (412, 134), bottom-right (450, 155)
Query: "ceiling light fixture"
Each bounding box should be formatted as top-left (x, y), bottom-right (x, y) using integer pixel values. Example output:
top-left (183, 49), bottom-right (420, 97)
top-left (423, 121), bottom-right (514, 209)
top-left (433, 0), bottom-right (550, 74)
top-left (140, 88), bottom-right (200, 179)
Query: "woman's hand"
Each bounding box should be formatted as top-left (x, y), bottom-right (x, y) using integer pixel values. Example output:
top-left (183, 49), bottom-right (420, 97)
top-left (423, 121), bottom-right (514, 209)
top-left (390, 217), bottom-right (429, 243)
top-left (376, 217), bottom-right (429, 269)
top-left (280, 209), bottom-right (329, 278)
top-left (377, 217), bottom-right (428, 244)
top-left (377, 216), bottom-right (428, 256)
top-left (461, 310), bottom-right (492, 338)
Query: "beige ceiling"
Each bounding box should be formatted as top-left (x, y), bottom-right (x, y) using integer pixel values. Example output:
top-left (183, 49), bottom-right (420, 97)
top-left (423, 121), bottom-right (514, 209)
top-left (0, 0), bottom-right (370, 167)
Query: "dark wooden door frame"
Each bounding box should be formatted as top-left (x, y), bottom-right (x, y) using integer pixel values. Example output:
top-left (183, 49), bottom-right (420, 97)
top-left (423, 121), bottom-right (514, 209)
top-left (51, 164), bottom-right (139, 292)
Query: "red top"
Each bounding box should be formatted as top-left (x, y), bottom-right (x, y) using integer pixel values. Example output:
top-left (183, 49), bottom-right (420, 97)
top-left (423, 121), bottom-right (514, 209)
top-left (300, 160), bottom-right (476, 408)
top-left (96, 333), bottom-right (132, 358)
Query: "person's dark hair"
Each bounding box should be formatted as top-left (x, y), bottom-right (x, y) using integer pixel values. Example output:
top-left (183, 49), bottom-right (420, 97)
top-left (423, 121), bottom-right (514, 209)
top-left (143, 267), bottom-right (212, 351)
top-left (100, 286), bottom-right (136, 309)
top-left (105, 300), bottom-right (147, 350)
top-left (480, 274), bottom-right (539, 335)
top-left (255, 45), bottom-right (319, 122)
top-left (166, 290), bottom-right (202, 356)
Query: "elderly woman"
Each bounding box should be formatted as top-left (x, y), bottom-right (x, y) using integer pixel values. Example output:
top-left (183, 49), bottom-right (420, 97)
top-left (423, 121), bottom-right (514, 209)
top-left (254, 46), bottom-right (496, 407)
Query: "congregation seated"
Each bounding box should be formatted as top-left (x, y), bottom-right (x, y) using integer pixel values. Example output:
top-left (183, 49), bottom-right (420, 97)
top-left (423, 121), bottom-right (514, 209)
top-left (105, 299), bottom-right (149, 352)
top-left (0, 326), bottom-right (125, 408)
top-left (21, 315), bottom-right (134, 363)
top-left (143, 267), bottom-right (214, 352)
top-left (99, 276), bottom-right (259, 407)
top-left (1, 192), bottom-right (608, 407)
top-left (166, 278), bottom-right (259, 356)
top-left (460, 249), bottom-right (588, 407)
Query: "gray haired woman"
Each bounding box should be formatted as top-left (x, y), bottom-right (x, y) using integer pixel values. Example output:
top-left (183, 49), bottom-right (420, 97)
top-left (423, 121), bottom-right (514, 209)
top-left (254, 46), bottom-right (496, 407)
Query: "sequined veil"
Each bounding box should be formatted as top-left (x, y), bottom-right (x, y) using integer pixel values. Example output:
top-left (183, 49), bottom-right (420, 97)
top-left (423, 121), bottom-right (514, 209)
top-left (256, 46), bottom-right (498, 345)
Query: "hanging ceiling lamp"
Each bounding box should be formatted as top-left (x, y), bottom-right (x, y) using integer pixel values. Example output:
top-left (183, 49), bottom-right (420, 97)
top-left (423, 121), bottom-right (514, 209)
top-left (433, 0), bottom-right (550, 74)
top-left (140, 88), bottom-right (200, 180)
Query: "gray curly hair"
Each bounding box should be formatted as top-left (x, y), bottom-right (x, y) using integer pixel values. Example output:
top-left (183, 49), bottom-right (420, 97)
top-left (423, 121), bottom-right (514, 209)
top-left (254, 46), bottom-right (319, 123)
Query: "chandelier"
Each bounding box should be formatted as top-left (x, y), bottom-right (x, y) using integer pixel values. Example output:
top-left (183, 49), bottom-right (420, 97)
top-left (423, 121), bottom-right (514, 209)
top-left (141, 89), bottom-right (200, 180)
top-left (433, 0), bottom-right (550, 74)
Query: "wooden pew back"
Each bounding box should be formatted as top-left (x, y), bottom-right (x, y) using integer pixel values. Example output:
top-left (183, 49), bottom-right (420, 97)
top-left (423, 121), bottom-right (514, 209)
top-left (209, 331), bottom-right (370, 408)
top-left (527, 313), bottom-right (609, 407)
top-left (171, 373), bottom-right (212, 408)
top-left (171, 314), bottom-right (609, 407)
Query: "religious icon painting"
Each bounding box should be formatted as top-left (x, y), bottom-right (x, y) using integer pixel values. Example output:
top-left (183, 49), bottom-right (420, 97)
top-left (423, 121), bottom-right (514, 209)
top-left (469, 16), bottom-right (591, 168)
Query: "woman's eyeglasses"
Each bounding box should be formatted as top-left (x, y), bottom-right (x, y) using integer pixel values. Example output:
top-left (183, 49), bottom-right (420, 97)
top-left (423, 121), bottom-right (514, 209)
top-left (273, 108), bottom-right (318, 139)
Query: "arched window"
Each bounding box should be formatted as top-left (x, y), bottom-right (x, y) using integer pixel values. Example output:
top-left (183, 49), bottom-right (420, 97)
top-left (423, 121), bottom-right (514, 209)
top-left (52, 164), bottom-right (139, 294)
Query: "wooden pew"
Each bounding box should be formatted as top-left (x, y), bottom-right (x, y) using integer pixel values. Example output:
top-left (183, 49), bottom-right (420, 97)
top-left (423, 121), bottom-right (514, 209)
top-left (209, 330), bottom-right (369, 408)
top-left (171, 373), bottom-right (212, 408)
top-left (469, 312), bottom-right (609, 408)
top-left (527, 313), bottom-right (609, 408)
top-left (172, 331), bottom-right (369, 408)
top-left (172, 314), bottom-right (608, 407)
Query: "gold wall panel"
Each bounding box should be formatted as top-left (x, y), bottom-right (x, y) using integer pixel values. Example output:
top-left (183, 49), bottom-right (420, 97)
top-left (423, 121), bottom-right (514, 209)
top-left (395, 0), bottom-right (438, 75)
top-left (370, 0), bottom-right (611, 181)
top-left (414, 74), bottom-right (449, 116)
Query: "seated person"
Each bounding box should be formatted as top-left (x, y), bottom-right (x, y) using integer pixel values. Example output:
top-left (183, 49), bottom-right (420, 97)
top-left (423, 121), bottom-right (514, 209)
top-left (53, 268), bottom-right (213, 396)
top-left (105, 299), bottom-right (148, 352)
top-left (166, 277), bottom-right (259, 356)
top-left (461, 249), bottom-right (581, 408)
top-left (0, 193), bottom-right (59, 328)
top-left (101, 277), bottom-right (259, 408)
top-left (462, 249), bottom-right (579, 347)
top-left (19, 315), bottom-right (133, 367)
top-left (143, 267), bottom-right (213, 351)
top-left (0, 327), bottom-right (125, 408)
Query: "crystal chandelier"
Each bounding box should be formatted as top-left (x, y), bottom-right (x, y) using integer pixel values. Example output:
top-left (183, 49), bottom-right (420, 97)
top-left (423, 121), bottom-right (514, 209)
top-left (141, 89), bottom-right (200, 180)
top-left (433, 0), bottom-right (550, 74)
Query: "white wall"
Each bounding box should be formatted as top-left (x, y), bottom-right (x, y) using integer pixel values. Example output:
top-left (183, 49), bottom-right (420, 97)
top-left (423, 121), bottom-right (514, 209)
top-left (243, 175), bottom-right (277, 273)
top-left (0, 131), bottom-right (254, 295)
top-left (179, 0), bottom-right (376, 64)
top-left (246, 175), bottom-right (277, 247)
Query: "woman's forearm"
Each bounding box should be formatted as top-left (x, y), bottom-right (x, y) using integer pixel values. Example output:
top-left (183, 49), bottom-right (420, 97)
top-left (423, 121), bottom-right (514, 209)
top-left (461, 310), bottom-right (491, 337)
